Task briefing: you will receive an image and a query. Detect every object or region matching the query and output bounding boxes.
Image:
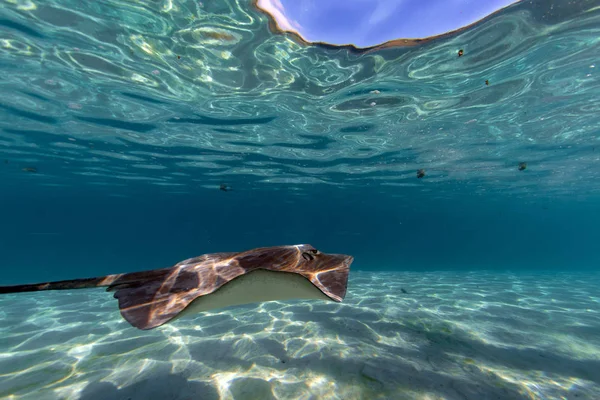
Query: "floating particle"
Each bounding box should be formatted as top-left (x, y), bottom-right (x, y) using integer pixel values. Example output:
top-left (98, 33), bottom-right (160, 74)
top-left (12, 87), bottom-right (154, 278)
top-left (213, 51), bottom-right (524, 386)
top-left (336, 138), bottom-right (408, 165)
top-left (177, 55), bottom-right (181, 59)
top-left (370, 102), bottom-right (376, 107)
top-left (68, 103), bottom-right (82, 110)
top-left (518, 162), bottom-right (527, 171)
top-left (458, 49), bottom-right (464, 57)
top-left (22, 167), bottom-right (37, 173)
top-left (485, 80), bottom-right (489, 85)
top-left (417, 169), bottom-right (425, 178)
top-left (220, 183), bottom-right (231, 192)
top-left (370, 90), bottom-right (380, 94)
top-left (152, 69), bottom-right (160, 75)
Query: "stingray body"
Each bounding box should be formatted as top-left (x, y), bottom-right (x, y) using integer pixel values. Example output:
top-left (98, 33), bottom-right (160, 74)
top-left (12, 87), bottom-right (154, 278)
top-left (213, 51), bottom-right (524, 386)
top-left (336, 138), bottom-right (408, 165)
top-left (0, 244), bottom-right (353, 330)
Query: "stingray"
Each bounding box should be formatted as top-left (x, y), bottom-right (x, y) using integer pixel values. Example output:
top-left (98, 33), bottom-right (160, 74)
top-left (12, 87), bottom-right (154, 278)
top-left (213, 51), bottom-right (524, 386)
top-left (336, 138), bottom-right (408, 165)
top-left (0, 244), bottom-right (353, 330)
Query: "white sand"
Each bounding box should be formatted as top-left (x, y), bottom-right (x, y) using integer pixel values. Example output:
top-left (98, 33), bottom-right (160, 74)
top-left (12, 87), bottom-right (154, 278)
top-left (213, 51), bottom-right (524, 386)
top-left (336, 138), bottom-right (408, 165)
top-left (1, 271), bottom-right (599, 400)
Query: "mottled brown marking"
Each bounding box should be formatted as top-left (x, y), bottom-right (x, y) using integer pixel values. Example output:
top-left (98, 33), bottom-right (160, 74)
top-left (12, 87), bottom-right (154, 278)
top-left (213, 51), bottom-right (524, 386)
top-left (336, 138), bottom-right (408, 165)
top-left (0, 245), bottom-right (353, 330)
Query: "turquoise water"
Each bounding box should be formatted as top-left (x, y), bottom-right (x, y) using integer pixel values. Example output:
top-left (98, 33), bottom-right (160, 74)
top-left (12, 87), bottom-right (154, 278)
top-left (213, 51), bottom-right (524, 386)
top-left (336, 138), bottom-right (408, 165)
top-left (1, 0), bottom-right (600, 399)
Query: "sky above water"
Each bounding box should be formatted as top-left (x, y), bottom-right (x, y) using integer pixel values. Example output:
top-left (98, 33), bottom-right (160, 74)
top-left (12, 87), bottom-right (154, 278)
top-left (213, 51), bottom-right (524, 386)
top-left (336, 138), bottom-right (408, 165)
top-left (257, 0), bottom-right (520, 47)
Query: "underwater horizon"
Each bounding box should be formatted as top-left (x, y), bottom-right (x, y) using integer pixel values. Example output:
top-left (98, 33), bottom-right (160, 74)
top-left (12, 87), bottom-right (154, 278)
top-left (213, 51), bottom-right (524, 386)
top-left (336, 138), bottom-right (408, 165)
top-left (1, 0), bottom-right (600, 399)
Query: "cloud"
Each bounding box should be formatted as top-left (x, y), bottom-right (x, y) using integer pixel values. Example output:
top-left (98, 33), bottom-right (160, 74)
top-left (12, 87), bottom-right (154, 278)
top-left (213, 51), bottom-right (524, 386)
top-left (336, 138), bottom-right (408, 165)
top-left (256, 0), bottom-right (303, 32)
top-left (367, 0), bottom-right (403, 26)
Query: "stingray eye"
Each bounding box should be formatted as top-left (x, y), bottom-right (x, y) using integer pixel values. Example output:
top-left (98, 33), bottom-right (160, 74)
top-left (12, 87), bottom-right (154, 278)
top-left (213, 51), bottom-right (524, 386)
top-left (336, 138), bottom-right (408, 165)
top-left (310, 249), bottom-right (319, 255)
top-left (302, 252), bottom-right (315, 261)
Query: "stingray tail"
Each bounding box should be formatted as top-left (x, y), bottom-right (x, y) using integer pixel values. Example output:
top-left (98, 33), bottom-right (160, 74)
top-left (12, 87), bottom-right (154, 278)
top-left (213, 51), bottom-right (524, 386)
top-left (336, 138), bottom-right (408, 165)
top-left (0, 268), bottom-right (171, 295)
top-left (0, 275), bottom-right (120, 294)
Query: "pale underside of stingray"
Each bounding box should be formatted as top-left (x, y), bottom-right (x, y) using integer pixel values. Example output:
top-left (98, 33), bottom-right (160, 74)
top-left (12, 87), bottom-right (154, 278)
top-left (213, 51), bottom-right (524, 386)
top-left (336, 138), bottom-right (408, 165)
top-left (0, 244), bottom-right (354, 330)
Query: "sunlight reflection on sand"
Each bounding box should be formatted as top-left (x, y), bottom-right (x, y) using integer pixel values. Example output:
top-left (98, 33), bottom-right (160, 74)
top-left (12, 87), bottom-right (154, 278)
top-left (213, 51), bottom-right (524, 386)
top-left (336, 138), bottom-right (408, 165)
top-left (1, 271), bottom-right (599, 399)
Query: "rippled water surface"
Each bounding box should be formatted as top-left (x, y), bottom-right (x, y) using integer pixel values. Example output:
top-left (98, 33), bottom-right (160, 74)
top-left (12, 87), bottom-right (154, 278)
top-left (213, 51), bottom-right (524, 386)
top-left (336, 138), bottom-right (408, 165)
top-left (1, 0), bottom-right (598, 198)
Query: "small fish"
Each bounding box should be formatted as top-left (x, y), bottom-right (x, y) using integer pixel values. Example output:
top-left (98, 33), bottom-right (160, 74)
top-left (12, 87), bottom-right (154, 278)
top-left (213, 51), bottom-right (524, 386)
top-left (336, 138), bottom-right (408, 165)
top-left (458, 49), bottom-right (464, 57)
top-left (417, 169), bottom-right (425, 179)
top-left (485, 80), bottom-right (490, 86)
top-left (518, 162), bottom-right (527, 171)
top-left (401, 288), bottom-right (408, 294)
top-left (219, 183), bottom-right (232, 192)
top-left (22, 167), bottom-right (37, 173)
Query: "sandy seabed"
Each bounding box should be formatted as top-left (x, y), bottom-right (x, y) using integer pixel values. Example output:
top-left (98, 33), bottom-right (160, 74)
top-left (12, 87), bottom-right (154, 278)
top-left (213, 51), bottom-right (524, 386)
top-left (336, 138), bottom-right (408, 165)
top-left (1, 271), bottom-right (599, 400)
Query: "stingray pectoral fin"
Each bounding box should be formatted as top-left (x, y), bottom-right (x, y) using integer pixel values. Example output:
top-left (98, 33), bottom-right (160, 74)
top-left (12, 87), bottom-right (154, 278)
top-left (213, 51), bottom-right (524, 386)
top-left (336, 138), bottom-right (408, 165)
top-left (302, 255), bottom-right (352, 302)
top-left (307, 267), bottom-right (350, 302)
top-left (115, 286), bottom-right (194, 330)
top-left (112, 269), bottom-right (207, 330)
